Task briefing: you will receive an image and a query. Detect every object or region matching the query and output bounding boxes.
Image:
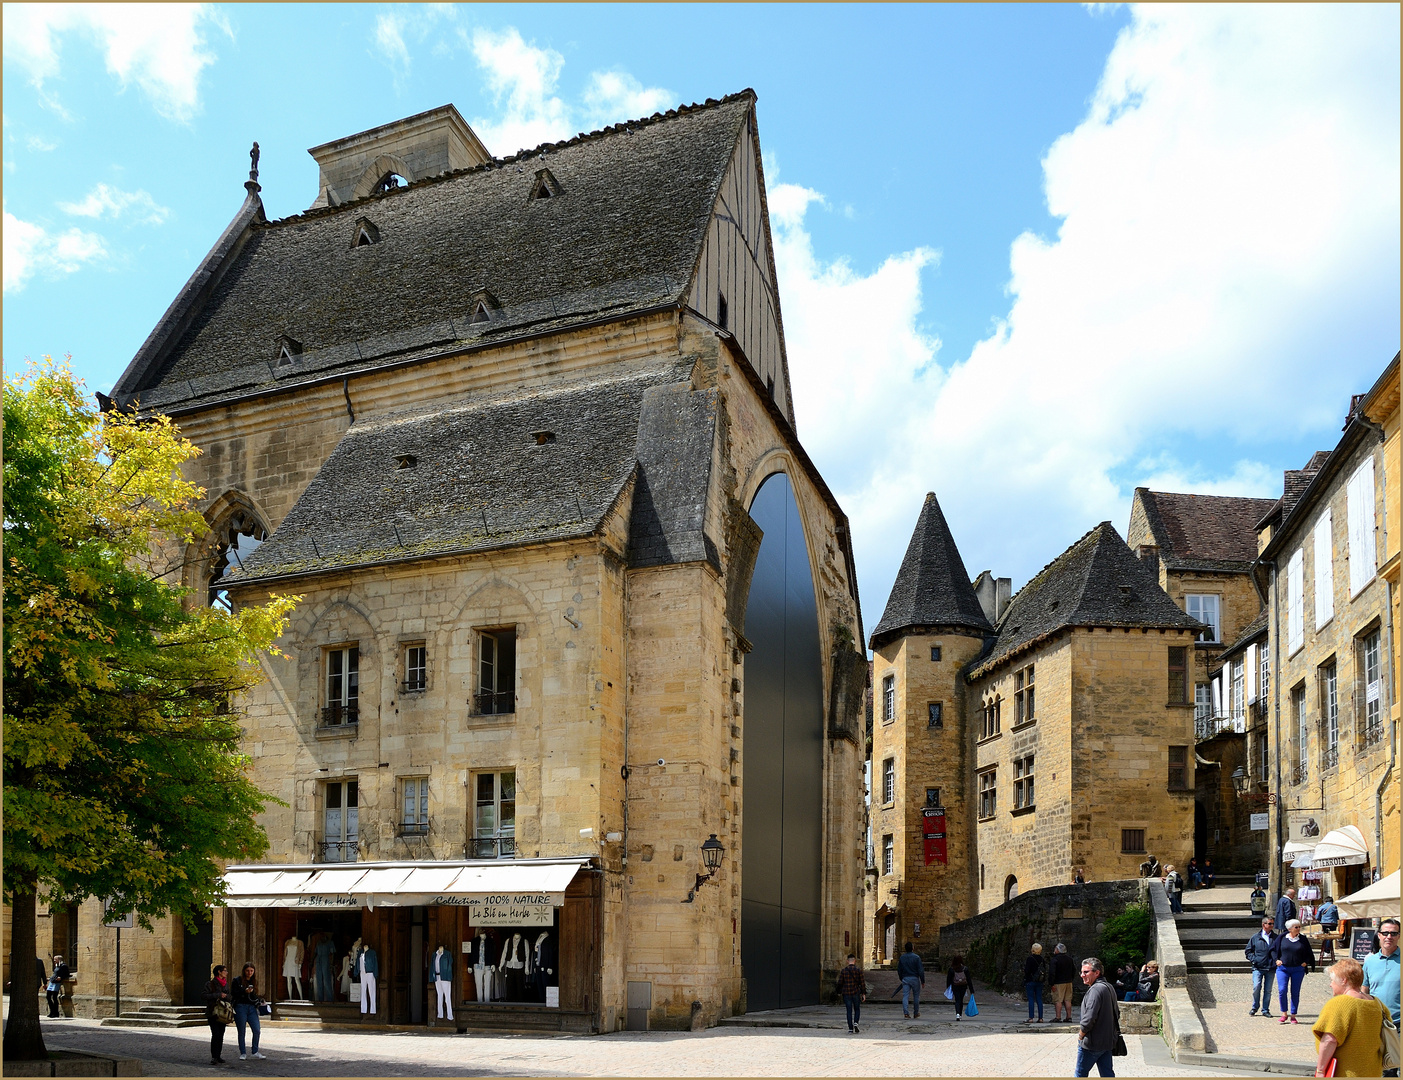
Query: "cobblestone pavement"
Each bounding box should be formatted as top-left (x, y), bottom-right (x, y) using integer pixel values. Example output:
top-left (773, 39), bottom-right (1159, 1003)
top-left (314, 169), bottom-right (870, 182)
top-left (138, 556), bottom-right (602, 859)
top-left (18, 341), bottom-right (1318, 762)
top-left (20, 1009), bottom-right (1264, 1077)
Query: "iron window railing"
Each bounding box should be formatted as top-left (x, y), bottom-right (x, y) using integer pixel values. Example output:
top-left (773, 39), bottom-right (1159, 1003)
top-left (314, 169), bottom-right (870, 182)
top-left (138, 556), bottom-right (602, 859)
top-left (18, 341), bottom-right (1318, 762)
top-left (1362, 717), bottom-right (1385, 748)
top-left (1321, 746), bottom-right (1338, 771)
top-left (319, 840), bottom-right (359, 863)
top-left (320, 704), bottom-right (359, 727)
top-left (1291, 762), bottom-right (1309, 786)
top-left (474, 691), bottom-right (515, 715)
top-left (469, 836), bottom-right (516, 859)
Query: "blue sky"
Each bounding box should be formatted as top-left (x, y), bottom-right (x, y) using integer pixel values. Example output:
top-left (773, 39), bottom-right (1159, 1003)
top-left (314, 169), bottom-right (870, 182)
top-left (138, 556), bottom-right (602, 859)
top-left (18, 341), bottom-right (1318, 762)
top-left (4, 4), bottom-right (1399, 625)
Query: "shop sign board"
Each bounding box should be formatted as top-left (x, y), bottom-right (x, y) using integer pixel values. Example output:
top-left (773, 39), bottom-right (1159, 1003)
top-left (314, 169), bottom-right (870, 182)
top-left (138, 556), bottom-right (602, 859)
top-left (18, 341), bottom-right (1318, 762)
top-left (922, 808), bottom-right (947, 866)
top-left (442, 893), bottom-right (555, 925)
top-left (1288, 813), bottom-right (1323, 843)
top-left (292, 894), bottom-right (361, 908)
top-left (1250, 813), bottom-right (1269, 831)
top-left (1350, 927), bottom-right (1378, 961)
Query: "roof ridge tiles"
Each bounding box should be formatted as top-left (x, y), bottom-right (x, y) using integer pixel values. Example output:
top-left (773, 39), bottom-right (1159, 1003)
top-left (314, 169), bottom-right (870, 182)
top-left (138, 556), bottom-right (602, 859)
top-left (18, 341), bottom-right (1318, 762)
top-left (264, 89), bottom-right (758, 229)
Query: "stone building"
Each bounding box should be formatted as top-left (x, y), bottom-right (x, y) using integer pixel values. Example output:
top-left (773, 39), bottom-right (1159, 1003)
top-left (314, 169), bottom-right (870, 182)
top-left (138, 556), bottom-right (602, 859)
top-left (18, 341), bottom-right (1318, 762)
top-left (1255, 354), bottom-right (1400, 898)
top-left (61, 93), bottom-right (867, 1030)
top-left (867, 498), bottom-right (1201, 957)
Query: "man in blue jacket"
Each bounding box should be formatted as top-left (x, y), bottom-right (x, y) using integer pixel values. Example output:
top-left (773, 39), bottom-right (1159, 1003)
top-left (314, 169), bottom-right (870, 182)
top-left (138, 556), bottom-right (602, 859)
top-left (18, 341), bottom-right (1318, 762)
top-left (1274, 888), bottom-right (1297, 930)
top-left (1244, 916), bottom-right (1278, 1017)
top-left (897, 942), bottom-right (924, 1019)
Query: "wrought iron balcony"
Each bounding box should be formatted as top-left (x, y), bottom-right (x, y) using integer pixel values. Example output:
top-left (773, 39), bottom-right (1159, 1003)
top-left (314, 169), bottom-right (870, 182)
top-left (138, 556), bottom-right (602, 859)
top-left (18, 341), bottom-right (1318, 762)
top-left (1362, 718), bottom-right (1385, 748)
top-left (474, 691), bottom-right (515, 716)
top-left (319, 840), bottom-right (359, 863)
top-left (1321, 745), bottom-right (1338, 772)
top-left (468, 836), bottom-right (515, 859)
top-left (320, 703), bottom-right (358, 727)
top-left (1291, 762), bottom-right (1309, 786)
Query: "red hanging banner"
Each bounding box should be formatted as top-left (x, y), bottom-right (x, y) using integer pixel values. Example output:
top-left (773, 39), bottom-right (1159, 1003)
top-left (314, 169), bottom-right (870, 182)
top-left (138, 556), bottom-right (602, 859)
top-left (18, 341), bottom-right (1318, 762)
top-left (922, 807), bottom-right (947, 866)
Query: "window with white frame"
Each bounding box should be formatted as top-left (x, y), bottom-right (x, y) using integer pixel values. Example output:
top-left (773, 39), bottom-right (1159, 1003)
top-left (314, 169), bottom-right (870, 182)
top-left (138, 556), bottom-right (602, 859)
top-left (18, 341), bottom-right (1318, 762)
top-left (401, 776), bottom-right (429, 834)
top-left (1259, 645), bottom-right (1271, 702)
top-left (471, 770), bottom-right (516, 858)
top-left (1347, 456), bottom-right (1377, 597)
top-left (1231, 658), bottom-right (1245, 721)
top-left (403, 643), bottom-right (427, 693)
top-left (1321, 664), bottom-right (1338, 769)
top-left (1015, 665), bottom-right (1035, 725)
top-left (882, 674), bottom-right (896, 723)
top-left (1195, 683), bottom-right (1213, 723)
top-left (1293, 687), bottom-right (1308, 782)
top-left (1013, 755), bottom-right (1035, 809)
top-left (882, 834), bottom-right (894, 875)
top-left (1314, 511), bottom-right (1334, 628)
top-left (1185, 594), bottom-right (1221, 642)
top-left (978, 769), bottom-right (997, 819)
top-left (323, 779), bottom-right (359, 861)
top-left (324, 645), bottom-right (359, 725)
top-left (1247, 643), bottom-right (1259, 705)
top-left (476, 629), bottom-right (516, 715)
top-left (1360, 630), bottom-right (1383, 745)
top-left (882, 757), bottom-right (896, 804)
top-left (1287, 550), bottom-right (1305, 654)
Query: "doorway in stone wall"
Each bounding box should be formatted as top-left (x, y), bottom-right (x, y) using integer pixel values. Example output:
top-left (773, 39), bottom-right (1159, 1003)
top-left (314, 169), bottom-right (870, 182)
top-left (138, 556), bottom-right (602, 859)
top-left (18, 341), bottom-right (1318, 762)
top-left (1194, 800), bottom-right (1208, 861)
top-left (182, 912), bottom-right (214, 1006)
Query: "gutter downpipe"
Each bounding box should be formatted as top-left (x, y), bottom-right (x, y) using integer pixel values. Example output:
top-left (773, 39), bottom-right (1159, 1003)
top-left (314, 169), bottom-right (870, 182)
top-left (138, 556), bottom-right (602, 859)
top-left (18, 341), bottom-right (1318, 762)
top-left (1377, 576), bottom-right (1397, 876)
top-left (1270, 560), bottom-right (1284, 897)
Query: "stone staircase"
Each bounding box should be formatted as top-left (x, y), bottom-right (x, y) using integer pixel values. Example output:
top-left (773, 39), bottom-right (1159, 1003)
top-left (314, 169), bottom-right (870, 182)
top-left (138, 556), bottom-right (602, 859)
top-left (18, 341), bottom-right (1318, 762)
top-left (101, 1004), bottom-right (207, 1028)
top-left (1177, 874), bottom-right (1263, 974)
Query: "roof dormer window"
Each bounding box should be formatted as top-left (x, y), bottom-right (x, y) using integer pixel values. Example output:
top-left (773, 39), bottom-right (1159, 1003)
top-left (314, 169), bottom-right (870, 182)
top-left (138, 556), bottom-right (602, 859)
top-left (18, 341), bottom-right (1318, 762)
top-left (529, 168), bottom-right (562, 202)
top-left (353, 218), bottom-right (380, 247)
top-left (466, 290), bottom-right (500, 326)
top-left (275, 335), bottom-right (303, 367)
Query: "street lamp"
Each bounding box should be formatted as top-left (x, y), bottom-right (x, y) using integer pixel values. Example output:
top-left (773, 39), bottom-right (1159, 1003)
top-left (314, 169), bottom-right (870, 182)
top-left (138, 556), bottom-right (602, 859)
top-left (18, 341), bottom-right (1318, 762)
top-left (682, 834), bottom-right (726, 903)
top-left (1231, 767), bottom-right (1247, 795)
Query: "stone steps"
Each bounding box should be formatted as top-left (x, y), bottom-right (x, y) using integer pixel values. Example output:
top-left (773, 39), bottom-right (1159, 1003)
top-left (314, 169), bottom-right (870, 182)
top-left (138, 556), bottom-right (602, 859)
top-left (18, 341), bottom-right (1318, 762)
top-left (101, 1005), bottom-right (207, 1029)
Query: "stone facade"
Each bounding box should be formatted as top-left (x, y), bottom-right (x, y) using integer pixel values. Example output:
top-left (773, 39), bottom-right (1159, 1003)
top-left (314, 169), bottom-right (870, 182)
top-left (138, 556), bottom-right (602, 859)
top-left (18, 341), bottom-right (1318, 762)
top-left (70, 94), bottom-right (866, 1029)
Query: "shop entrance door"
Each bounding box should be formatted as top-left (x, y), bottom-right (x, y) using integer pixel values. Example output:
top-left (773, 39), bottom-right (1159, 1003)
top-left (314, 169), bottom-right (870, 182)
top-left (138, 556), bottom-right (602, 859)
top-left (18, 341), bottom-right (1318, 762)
top-left (410, 908), bottom-right (425, 1023)
top-left (182, 913), bottom-right (213, 1006)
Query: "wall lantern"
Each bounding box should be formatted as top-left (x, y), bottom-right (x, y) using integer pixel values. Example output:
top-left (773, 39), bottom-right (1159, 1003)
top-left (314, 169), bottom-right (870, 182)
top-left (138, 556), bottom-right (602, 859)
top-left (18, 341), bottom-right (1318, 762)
top-left (682, 834), bottom-right (726, 903)
top-left (1231, 767), bottom-right (1247, 795)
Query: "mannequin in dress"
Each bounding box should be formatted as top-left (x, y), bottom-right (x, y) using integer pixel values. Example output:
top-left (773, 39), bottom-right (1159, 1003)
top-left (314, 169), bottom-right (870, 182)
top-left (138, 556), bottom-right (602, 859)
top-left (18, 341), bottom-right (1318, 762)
top-left (471, 931), bottom-right (494, 1002)
top-left (502, 932), bottom-right (527, 1001)
top-left (531, 931), bottom-right (555, 1002)
top-left (432, 945), bottom-right (453, 1020)
top-left (282, 935), bottom-right (305, 999)
top-left (338, 951), bottom-right (353, 1000)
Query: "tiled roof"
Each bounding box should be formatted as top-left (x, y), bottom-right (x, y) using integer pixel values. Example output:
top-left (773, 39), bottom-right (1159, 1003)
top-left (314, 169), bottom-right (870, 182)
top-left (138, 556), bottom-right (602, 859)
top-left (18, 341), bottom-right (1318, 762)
top-left (112, 93), bottom-right (755, 413)
top-left (870, 493), bottom-right (992, 649)
top-left (1219, 607), bottom-right (1268, 661)
top-left (1135, 489), bottom-right (1278, 572)
top-left (971, 521), bottom-right (1202, 676)
top-left (228, 361), bottom-right (701, 583)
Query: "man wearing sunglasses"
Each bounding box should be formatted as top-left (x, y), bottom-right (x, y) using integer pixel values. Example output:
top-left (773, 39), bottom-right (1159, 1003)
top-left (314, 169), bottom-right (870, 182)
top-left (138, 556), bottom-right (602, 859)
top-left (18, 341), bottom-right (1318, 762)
top-left (1363, 918), bottom-right (1400, 1076)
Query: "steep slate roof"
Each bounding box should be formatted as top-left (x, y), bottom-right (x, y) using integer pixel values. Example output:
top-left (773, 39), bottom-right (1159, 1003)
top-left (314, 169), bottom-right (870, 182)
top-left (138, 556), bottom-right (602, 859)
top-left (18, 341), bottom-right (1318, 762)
top-left (228, 361), bottom-right (704, 584)
top-left (970, 522), bottom-right (1202, 676)
top-left (112, 93), bottom-right (755, 413)
top-left (1219, 607), bottom-right (1268, 662)
top-left (1135, 489), bottom-right (1278, 572)
top-left (870, 492), bottom-right (992, 649)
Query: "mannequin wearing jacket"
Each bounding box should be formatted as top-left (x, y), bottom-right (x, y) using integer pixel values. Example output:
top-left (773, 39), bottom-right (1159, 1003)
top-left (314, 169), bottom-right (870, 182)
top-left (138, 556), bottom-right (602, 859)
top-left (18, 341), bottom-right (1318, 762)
top-left (469, 931), bottom-right (495, 1002)
top-left (531, 932), bottom-right (556, 1002)
top-left (358, 945), bottom-right (379, 1015)
top-left (431, 946), bottom-right (453, 1020)
top-left (502, 932), bottom-right (529, 1001)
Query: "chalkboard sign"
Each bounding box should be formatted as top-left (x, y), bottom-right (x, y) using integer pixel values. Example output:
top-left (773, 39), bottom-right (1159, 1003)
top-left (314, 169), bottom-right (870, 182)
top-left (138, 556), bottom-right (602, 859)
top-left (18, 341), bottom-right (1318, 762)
top-left (1351, 927), bottom-right (1377, 961)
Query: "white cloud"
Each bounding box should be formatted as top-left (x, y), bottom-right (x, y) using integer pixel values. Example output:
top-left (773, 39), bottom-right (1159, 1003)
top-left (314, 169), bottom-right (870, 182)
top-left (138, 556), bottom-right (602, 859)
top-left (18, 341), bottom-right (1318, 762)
top-left (467, 27), bottom-right (573, 154)
top-left (26, 135), bottom-right (58, 152)
top-left (2, 4), bottom-right (228, 122)
top-left (776, 4), bottom-right (1399, 614)
top-left (59, 183), bottom-right (169, 225)
top-left (4, 209), bottom-right (107, 292)
top-left (372, 11), bottom-right (413, 76)
top-left (582, 71), bottom-right (673, 130)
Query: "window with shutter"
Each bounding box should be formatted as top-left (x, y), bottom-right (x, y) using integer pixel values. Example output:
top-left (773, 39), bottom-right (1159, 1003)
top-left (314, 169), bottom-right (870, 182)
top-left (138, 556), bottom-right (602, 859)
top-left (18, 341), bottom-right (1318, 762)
top-left (1347, 457), bottom-right (1377, 596)
top-left (1287, 550), bottom-right (1304, 654)
top-left (1246, 644), bottom-right (1258, 704)
top-left (1314, 510), bottom-right (1334, 628)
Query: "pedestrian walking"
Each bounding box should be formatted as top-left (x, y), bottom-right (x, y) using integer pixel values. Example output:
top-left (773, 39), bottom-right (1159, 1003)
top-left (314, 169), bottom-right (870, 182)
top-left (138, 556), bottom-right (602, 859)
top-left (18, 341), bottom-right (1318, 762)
top-left (231, 963), bottom-right (267, 1060)
top-left (1273, 918), bottom-right (1315, 1024)
top-left (897, 941), bottom-right (924, 1019)
top-left (945, 954), bottom-right (973, 1020)
top-left (1276, 887), bottom-right (1298, 929)
top-left (1245, 915), bottom-right (1279, 1017)
top-left (1313, 958), bottom-right (1387, 1078)
top-left (1023, 943), bottom-right (1046, 1022)
top-left (1075, 957), bottom-right (1120, 1078)
top-left (204, 964), bottom-right (233, 1066)
top-left (1163, 865), bottom-right (1184, 914)
top-left (45, 955), bottom-right (70, 1018)
top-left (835, 953), bottom-right (866, 1034)
top-left (1361, 917), bottom-right (1400, 1077)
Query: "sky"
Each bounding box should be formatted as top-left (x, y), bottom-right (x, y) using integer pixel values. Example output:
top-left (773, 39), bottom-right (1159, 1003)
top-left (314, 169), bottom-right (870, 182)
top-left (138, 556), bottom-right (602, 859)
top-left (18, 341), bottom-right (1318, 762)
top-left (4, 3), bottom-right (1399, 630)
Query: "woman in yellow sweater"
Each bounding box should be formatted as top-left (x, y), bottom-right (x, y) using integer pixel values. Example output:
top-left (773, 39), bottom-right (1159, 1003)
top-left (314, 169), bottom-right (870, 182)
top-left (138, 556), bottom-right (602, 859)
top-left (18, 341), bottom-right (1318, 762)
top-left (1313, 958), bottom-right (1386, 1077)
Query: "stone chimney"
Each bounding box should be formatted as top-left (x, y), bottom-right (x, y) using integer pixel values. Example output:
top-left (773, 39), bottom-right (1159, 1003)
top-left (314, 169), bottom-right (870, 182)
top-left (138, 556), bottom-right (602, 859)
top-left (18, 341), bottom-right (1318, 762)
top-left (307, 104), bottom-right (492, 209)
top-left (972, 571), bottom-right (1012, 625)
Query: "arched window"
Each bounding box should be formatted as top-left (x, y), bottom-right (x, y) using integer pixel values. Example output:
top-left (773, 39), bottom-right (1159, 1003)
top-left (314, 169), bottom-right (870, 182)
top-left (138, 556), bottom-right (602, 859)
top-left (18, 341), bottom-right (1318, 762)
top-left (372, 172), bottom-right (406, 195)
top-left (209, 509), bottom-right (267, 611)
top-left (1005, 875), bottom-right (1019, 902)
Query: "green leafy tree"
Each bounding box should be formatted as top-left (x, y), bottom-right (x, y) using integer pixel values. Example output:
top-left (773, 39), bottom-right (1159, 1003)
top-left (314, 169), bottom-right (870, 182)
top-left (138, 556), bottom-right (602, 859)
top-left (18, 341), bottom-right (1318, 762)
top-left (3, 359), bottom-right (296, 1061)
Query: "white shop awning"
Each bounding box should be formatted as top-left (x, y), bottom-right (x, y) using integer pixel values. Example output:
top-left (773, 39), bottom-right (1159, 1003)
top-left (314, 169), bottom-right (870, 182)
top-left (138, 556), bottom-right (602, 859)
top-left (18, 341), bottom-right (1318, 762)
top-left (1282, 840), bottom-right (1316, 865)
top-left (220, 858), bottom-right (590, 909)
top-left (1308, 825), bottom-right (1370, 868)
top-left (1337, 870), bottom-right (1400, 920)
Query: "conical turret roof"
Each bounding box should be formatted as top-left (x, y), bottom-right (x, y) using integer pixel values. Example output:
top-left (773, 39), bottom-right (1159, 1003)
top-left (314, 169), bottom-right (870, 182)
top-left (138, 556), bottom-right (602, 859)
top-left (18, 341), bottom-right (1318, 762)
top-left (870, 493), bottom-right (992, 649)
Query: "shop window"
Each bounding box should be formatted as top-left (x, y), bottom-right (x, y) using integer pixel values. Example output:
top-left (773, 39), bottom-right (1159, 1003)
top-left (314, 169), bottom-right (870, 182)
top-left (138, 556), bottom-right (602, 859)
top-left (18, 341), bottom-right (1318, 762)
top-left (472, 770), bottom-right (516, 858)
top-left (882, 834), bottom-right (894, 875)
top-left (1184, 595), bottom-right (1220, 642)
top-left (930, 645), bottom-right (942, 662)
top-left (1320, 662), bottom-right (1338, 770)
top-left (402, 643), bottom-right (427, 693)
top-left (927, 702), bottom-right (943, 729)
top-left (1121, 828), bottom-right (1145, 854)
top-left (323, 645), bottom-right (359, 726)
top-left (882, 758), bottom-right (895, 804)
top-left (925, 787), bottom-right (941, 808)
top-left (401, 777), bottom-right (429, 835)
top-left (323, 779), bottom-right (359, 862)
top-left (1168, 646), bottom-right (1189, 704)
top-left (978, 769), bottom-right (997, 820)
top-left (881, 675), bottom-right (895, 723)
top-left (1359, 630), bottom-right (1383, 748)
top-left (1013, 755), bottom-right (1035, 809)
top-left (1168, 745), bottom-right (1187, 790)
top-left (476, 629), bottom-right (516, 715)
top-left (1014, 665), bottom-right (1035, 725)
